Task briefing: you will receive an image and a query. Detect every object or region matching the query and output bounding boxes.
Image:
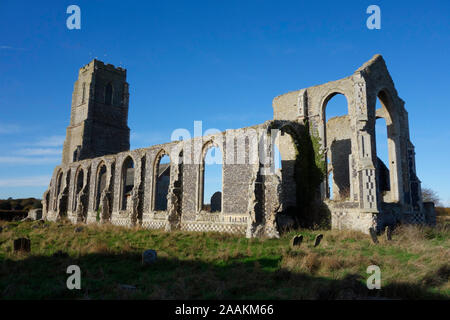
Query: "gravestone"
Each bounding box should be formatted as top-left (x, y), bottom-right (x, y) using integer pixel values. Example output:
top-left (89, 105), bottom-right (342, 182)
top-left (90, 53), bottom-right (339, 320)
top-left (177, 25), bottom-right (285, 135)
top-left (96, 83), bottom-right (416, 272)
top-left (314, 234), bottom-right (323, 247)
top-left (210, 192), bottom-right (222, 212)
top-left (369, 227), bottom-right (379, 244)
top-left (385, 225), bottom-right (393, 241)
top-left (291, 234), bottom-right (303, 247)
top-left (142, 249), bottom-right (157, 265)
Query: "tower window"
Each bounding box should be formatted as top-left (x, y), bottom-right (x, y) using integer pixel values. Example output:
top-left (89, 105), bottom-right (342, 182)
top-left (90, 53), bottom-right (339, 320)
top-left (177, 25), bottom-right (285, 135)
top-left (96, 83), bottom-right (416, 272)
top-left (105, 82), bottom-right (113, 105)
top-left (73, 145), bottom-right (81, 162)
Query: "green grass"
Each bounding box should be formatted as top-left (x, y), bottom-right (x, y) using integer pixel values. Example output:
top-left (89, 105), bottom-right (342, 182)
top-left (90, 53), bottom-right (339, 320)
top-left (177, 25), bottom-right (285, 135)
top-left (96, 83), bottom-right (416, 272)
top-left (0, 220), bottom-right (448, 299)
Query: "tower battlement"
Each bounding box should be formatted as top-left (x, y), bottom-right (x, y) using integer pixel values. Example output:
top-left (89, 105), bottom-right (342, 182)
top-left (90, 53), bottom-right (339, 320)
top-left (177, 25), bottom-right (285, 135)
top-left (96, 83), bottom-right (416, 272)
top-left (79, 59), bottom-right (127, 76)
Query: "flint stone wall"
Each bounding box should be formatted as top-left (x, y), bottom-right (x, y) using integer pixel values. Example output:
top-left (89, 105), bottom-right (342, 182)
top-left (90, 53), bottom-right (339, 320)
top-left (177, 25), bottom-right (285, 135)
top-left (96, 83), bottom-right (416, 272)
top-left (43, 54), bottom-right (433, 237)
top-left (45, 122), bottom-right (287, 238)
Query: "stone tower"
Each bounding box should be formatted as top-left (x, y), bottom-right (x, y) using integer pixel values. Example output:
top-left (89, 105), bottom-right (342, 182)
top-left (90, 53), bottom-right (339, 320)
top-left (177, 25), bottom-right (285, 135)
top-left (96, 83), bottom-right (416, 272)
top-left (62, 59), bottom-right (130, 164)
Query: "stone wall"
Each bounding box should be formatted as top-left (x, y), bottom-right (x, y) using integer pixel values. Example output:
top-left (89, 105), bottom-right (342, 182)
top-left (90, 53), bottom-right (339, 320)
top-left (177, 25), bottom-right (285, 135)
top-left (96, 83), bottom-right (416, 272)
top-left (272, 54), bottom-right (430, 233)
top-left (44, 54), bottom-right (433, 237)
top-left (45, 122), bottom-right (296, 238)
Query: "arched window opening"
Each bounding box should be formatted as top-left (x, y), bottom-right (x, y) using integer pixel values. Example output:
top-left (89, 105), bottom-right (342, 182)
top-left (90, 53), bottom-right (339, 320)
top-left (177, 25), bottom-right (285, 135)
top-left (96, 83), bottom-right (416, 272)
top-left (375, 91), bottom-right (399, 202)
top-left (155, 154), bottom-right (171, 211)
top-left (95, 164), bottom-right (107, 211)
top-left (45, 191), bottom-right (50, 214)
top-left (273, 144), bottom-right (281, 172)
top-left (324, 93), bottom-right (352, 200)
top-left (56, 171), bottom-right (63, 197)
top-left (54, 170), bottom-right (70, 217)
top-left (54, 171), bottom-right (64, 211)
top-left (105, 82), bottom-right (113, 105)
top-left (202, 145), bottom-right (222, 212)
top-left (73, 169), bottom-right (84, 211)
top-left (73, 150), bottom-right (78, 163)
top-left (274, 131), bottom-right (298, 210)
top-left (121, 157), bottom-right (134, 210)
top-left (328, 158), bottom-right (334, 200)
top-left (73, 145), bottom-right (81, 162)
top-left (376, 116), bottom-right (390, 195)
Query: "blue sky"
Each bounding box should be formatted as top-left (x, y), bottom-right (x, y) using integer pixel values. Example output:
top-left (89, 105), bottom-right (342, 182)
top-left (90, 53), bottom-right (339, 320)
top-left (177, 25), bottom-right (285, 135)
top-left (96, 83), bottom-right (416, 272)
top-left (0, 0), bottom-right (449, 206)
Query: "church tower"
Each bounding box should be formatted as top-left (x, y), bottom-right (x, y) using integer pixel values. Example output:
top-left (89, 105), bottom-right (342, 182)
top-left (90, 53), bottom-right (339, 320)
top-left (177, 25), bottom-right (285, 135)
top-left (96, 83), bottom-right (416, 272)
top-left (62, 60), bottom-right (130, 164)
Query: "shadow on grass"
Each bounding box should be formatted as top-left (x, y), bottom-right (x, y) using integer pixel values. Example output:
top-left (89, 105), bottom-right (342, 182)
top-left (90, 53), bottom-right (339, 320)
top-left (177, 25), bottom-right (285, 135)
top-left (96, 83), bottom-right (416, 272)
top-left (0, 252), bottom-right (447, 300)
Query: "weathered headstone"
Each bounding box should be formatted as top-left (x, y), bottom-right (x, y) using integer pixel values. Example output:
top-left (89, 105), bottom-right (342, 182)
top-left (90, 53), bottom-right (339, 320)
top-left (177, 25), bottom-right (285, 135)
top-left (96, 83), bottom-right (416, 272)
top-left (369, 227), bottom-right (378, 244)
top-left (210, 192), bottom-right (222, 212)
top-left (291, 235), bottom-right (296, 246)
top-left (142, 249), bottom-right (157, 265)
top-left (14, 238), bottom-right (31, 253)
top-left (314, 234), bottom-right (323, 247)
top-left (385, 225), bottom-right (393, 241)
top-left (291, 234), bottom-right (303, 247)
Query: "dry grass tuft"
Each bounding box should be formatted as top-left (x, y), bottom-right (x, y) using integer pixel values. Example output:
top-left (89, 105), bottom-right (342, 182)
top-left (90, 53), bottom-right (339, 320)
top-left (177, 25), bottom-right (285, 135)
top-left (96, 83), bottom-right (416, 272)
top-left (327, 229), bottom-right (368, 242)
top-left (393, 225), bottom-right (427, 242)
top-left (88, 240), bottom-right (110, 254)
top-left (321, 256), bottom-right (344, 271)
top-left (302, 252), bottom-right (321, 273)
top-left (280, 250), bottom-right (322, 274)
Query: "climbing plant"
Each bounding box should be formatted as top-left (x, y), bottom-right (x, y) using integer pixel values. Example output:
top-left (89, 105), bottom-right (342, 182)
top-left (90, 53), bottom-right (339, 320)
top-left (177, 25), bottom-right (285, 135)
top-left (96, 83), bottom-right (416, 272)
top-left (269, 120), bottom-right (328, 228)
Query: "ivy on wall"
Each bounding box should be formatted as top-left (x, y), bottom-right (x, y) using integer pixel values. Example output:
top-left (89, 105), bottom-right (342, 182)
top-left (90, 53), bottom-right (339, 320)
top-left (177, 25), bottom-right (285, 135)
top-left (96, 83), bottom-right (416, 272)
top-left (270, 120), bottom-right (329, 228)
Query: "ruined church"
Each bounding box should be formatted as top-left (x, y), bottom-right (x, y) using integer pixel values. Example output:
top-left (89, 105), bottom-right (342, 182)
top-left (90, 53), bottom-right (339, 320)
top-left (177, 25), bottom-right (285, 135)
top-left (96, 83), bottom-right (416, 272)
top-left (42, 54), bottom-right (435, 238)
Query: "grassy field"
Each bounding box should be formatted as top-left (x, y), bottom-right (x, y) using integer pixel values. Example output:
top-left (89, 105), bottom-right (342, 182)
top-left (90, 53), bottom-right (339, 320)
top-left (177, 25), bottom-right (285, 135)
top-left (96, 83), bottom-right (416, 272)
top-left (0, 219), bottom-right (448, 300)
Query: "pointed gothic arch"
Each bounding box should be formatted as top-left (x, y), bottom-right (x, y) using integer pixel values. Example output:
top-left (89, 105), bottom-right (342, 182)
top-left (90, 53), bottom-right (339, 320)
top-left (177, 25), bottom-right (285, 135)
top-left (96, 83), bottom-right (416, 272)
top-left (95, 162), bottom-right (108, 211)
top-left (321, 91), bottom-right (352, 200)
top-left (153, 150), bottom-right (171, 211)
top-left (120, 156), bottom-right (135, 210)
top-left (199, 140), bottom-right (223, 212)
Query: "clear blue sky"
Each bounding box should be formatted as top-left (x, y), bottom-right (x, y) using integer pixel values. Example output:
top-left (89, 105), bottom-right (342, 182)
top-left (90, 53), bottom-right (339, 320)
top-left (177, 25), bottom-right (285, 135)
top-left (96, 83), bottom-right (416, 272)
top-left (0, 0), bottom-right (449, 206)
